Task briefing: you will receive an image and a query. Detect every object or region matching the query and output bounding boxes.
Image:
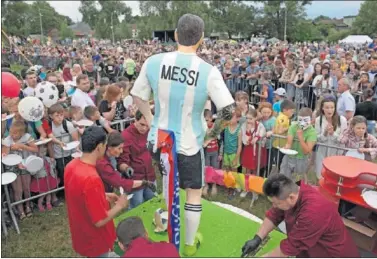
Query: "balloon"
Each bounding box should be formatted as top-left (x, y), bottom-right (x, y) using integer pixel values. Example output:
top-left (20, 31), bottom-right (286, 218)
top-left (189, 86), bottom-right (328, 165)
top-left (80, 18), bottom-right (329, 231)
top-left (18, 97), bottom-right (44, 122)
top-left (34, 81), bottom-right (59, 108)
top-left (2, 72), bottom-right (21, 98)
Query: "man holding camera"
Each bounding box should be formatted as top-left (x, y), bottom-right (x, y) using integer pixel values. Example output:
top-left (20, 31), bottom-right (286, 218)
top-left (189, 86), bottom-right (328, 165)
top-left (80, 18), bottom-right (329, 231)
top-left (118, 110), bottom-right (156, 209)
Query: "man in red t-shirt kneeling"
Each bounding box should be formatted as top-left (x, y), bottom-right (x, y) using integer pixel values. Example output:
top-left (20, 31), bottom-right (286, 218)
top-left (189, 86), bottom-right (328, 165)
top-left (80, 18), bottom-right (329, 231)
top-left (65, 126), bottom-right (129, 257)
top-left (116, 216), bottom-right (180, 258)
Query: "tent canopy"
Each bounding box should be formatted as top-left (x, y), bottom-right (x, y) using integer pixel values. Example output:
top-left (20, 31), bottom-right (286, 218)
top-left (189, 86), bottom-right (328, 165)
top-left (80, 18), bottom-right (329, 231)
top-left (340, 35), bottom-right (373, 44)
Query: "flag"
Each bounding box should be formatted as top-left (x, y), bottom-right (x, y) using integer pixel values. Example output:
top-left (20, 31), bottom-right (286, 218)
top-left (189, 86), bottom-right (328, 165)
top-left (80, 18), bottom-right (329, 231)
top-left (157, 129), bottom-right (180, 251)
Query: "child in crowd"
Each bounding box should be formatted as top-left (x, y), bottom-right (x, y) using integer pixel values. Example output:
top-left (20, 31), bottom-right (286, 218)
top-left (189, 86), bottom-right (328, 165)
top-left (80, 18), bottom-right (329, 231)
top-left (3, 100), bottom-right (47, 140)
top-left (339, 115), bottom-right (377, 161)
top-left (69, 106), bottom-right (86, 135)
top-left (281, 107), bottom-right (317, 183)
top-left (30, 155), bottom-right (61, 212)
top-left (2, 121), bottom-right (39, 220)
top-left (48, 103), bottom-right (79, 187)
top-left (240, 109), bottom-right (266, 197)
top-left (272, 99), bottom-right (295, 171)
top-left (203, 109), bottom-right (219, 197)
top-left (219, 106), bottom-right (242, 197)
top-left (259, 102), bottom-right (276, 177)
top-left (235, 91), bottom-right (254, 125)
top-left (272, 87), bottom-right (287, 116)
top-left (83, 106), bottom-right (114, 133)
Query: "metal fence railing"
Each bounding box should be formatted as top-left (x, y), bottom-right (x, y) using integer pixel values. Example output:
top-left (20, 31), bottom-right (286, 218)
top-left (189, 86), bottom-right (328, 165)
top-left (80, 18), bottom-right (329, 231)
top-left (110, 118), bottom-right (135, 132)
top-left (1, 133), bottom-right (74, 235)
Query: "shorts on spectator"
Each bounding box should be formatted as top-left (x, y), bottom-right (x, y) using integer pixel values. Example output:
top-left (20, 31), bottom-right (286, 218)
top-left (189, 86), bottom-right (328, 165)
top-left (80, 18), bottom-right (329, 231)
top-left (3, 165), bottom-right (28, 176)
top-left (148, 142), bottom-right (205, 190)
top-left (222, 153), bottom-right (240, 169)
top-left (279, 155), bottom-right (309, 182)
top-left (205, 151), bottom-right (219, 169)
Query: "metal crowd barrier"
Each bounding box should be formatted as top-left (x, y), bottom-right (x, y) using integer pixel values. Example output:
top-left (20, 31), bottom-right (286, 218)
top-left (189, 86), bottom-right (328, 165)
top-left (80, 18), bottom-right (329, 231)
top-left (251, 134), bottom-right (359, 180)
top-left (1, 134), bottom-right (73, 235)
top-left (2, 53), bottom-right (64, 70)
top-left (1, 118), bottom-right (138, 235)
top-left (110, 118), bottom-right (135, 132)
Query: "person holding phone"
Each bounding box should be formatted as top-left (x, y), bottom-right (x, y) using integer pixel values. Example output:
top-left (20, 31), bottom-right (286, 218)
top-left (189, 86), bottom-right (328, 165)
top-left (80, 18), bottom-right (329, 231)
top-left (65, 126), bottom-right (129, 258)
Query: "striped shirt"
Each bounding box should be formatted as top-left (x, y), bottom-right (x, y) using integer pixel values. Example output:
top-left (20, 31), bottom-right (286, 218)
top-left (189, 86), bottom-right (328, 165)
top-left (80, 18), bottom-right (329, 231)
top-left (131, 51), bottom-right (234, 156)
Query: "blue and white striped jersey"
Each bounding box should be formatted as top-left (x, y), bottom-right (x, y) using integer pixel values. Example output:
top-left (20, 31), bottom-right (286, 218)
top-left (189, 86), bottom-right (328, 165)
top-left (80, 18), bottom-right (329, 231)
top-left (131, 51), bottom-right (234, 156)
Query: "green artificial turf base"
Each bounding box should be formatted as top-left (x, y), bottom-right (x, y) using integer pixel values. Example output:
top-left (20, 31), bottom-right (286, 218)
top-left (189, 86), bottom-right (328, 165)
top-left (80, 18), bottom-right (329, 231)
top-left (114, 191), bottom-right (286, 257)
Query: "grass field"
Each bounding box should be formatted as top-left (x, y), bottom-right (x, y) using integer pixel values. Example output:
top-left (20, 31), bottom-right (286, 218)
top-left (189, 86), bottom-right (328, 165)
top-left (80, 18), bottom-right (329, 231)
top-left (1, 183), bottom-right (278, 257)
top-left (1, 165), bottom-right (319, 257)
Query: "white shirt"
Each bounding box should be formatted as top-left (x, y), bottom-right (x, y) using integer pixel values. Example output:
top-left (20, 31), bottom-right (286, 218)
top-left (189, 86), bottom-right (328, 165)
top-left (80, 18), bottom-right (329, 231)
top-left (337, 90), bottom-right (356, 117)
top-left (23, 87), bottom-right (35, 97)
top-left (131, 51), bottom-right (234, 156)
top-left (71, 88), bottom-right (95, 111)
top-left (51, 120), bottom-right (77, 159)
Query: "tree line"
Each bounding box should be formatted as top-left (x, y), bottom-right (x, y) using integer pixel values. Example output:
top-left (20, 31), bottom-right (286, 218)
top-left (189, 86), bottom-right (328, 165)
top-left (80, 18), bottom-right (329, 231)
top-left (2, 0), bottom-right (377, 43)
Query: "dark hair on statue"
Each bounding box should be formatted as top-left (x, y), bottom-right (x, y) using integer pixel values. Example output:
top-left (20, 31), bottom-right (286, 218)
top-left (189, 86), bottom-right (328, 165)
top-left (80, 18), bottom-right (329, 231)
top-left (81, 126), bottom-right (107, 153)
top-left (263, 174), bottom-right (298, 200)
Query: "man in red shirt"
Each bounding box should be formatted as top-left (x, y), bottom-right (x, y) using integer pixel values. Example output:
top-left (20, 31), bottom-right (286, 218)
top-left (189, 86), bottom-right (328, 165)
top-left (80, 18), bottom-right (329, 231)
top-left (117, 110), bottom-right (156, 209)
top-left (241, 174), bottom-right (359, 258)
top-left (65, 126), bottom-right (129, 257)
top-left (116, 216), bottom-right (180, 258)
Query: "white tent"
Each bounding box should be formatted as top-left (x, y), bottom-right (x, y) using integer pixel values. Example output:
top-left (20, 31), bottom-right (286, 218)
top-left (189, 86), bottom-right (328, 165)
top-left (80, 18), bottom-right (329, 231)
top-left (339, 35), bottom-right (373, 44)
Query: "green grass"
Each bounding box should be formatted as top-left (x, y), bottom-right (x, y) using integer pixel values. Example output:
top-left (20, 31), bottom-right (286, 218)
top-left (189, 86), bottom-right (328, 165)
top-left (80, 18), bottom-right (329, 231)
top-left (1, 171), bottom-right (317, 257)
top-left (1, 188), bottom-right (275, 257)
top-left (113, 190), bottom-right (285, 257)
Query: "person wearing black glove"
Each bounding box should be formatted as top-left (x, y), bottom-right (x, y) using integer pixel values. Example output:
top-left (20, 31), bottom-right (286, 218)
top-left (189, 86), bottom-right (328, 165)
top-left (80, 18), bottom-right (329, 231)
top-left (241, 235), bottom-right (262, 257)
top-left (240, 174), bottom-right (359, 258)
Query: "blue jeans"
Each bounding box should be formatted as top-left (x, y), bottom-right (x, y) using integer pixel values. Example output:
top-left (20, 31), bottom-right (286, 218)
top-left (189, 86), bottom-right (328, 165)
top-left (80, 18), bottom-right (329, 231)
top-left (129, 185), bottom-right (156, 209)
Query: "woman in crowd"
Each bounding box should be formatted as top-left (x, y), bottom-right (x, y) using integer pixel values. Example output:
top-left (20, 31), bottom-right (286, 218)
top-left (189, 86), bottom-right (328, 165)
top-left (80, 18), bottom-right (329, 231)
top-left (314, 95), bottom-right (348, 179)
top-left (279, 56), bottom-right (296, 100)
top-left (96, 131), bottom-right (147, 193)
top-left (99, 84), bottom-right (127, 124)
top-left (312, 65), bottom-right (333, 99)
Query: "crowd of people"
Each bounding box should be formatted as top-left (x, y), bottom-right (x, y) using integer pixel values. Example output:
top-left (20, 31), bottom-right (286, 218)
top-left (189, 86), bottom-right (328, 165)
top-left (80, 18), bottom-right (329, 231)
top-left (1, 13), bottom-right (377, 257)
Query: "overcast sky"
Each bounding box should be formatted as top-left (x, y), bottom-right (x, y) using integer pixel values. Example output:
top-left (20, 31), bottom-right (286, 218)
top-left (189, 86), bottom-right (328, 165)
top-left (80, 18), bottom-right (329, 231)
top-left (46, 1), bottom-right (363, 23)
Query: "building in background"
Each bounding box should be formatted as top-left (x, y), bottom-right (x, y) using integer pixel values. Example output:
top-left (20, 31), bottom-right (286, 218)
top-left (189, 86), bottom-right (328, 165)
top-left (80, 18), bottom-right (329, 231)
top-left (68, 22), bottom-right (94, 38)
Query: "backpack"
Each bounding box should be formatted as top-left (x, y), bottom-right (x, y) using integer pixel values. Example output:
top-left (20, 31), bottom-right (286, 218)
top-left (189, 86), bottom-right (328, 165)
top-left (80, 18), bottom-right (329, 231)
top-left (6, 118), bottom-right (40, 139)
top-left (48, 119), bottom-right (69, 134)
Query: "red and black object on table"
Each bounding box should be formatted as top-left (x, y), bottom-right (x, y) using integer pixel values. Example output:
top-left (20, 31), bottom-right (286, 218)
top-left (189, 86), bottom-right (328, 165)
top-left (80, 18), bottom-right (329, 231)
top-left (318, 156), bottom-right (377, 254)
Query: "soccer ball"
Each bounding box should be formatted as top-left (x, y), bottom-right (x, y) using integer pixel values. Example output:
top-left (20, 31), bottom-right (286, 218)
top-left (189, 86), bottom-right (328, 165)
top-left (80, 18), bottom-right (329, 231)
top-left (152, 208), bottom-right (168, 233)
top-left (34, 81), bottom-right (59, 108)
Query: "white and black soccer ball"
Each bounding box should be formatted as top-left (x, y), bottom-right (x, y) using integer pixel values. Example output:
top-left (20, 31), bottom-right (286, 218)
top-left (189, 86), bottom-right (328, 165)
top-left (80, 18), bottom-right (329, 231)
top-left (152, 208), bottom-right (168, 232)
top-left (34, 81), bottom-right (59, 108)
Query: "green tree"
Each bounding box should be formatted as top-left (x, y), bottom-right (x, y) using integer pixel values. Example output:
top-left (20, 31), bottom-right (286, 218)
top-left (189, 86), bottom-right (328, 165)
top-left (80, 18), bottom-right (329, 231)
top-left (79, 1), bottom-right (133, 40)
top-left (261, 1), bottom-right (311, 41)
top-left (353, 0), bottom-right (377, 36)
top-left (2, 1), bottom-right (74, 37)
top-left (1, 1), bottom-right (31, 36)
top-left (59, 21), bottom-right (74, 39)
top-left (210, 1), bottom-right (258, 39)
top-left (79, 1), bottom-right (99, 28)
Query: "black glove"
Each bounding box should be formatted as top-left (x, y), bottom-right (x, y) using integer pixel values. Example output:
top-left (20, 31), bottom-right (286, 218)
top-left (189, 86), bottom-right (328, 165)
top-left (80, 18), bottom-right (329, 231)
top-left (121, 167), bottom-right (134, 179)
top-left (142, 180), bottom-right (157, 193)
top-left (241, 235), bottom-right (262, 257)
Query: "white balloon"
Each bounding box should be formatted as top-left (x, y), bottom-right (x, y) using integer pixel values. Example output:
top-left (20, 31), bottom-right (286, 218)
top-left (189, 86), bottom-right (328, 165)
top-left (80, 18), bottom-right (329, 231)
top-left (18, 96), bottom-right (44, 122)
top-left (34, 81), bottom-right (59, 108)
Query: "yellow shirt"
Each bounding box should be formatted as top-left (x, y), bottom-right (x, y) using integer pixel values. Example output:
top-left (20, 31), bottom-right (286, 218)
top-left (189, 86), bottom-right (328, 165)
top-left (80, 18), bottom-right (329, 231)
top-left (272, 112), bottom-right (290, 148)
